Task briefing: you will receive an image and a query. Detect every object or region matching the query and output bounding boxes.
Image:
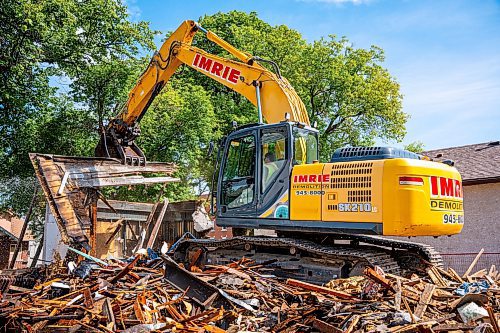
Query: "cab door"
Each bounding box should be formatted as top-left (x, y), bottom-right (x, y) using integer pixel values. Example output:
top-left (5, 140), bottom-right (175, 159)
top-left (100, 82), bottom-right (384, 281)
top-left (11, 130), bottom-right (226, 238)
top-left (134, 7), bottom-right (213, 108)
top-left (217, 131), bottom-right (257, 218)
top-left (257, 125), bottom-right (292, 219)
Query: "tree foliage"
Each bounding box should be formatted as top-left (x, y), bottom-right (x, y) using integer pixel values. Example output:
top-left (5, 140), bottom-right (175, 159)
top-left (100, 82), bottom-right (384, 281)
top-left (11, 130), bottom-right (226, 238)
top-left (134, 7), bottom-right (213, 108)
top-left (404, 141), bottom-right (425, 153)
top-left (300, 38), bottom-right (405, 161)
top-left (0, 0), bottom-right (155, 222)
top-left (0, 0), bottom-right (155, 177)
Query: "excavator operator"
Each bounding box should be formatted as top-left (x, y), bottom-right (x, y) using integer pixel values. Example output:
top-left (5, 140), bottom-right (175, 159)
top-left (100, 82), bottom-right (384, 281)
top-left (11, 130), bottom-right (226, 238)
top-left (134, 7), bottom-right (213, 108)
top-left (263, 152), bottom-right (278, 190)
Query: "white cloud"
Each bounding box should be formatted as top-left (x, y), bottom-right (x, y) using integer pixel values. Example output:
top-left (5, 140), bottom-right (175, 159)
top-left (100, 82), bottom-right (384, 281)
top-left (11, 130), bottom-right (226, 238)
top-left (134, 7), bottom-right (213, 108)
top-left (124, 0), bottom-right (141, 22)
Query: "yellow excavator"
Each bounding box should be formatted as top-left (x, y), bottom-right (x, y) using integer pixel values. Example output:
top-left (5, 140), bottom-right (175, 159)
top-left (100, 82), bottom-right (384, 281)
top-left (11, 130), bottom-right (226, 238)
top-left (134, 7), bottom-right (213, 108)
top-left (96, 20), bottom-right (464, 280)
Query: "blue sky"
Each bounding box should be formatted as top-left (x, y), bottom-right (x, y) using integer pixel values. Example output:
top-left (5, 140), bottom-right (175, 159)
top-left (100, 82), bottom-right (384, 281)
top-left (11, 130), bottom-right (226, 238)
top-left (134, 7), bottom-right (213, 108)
top-left (128, 0), bottom-right (499, 150)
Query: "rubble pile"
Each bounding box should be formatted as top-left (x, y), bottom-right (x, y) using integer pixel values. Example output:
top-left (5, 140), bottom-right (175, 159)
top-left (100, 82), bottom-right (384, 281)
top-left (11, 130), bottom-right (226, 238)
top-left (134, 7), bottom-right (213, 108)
top-left (0, 253), bottom-right (498, 332)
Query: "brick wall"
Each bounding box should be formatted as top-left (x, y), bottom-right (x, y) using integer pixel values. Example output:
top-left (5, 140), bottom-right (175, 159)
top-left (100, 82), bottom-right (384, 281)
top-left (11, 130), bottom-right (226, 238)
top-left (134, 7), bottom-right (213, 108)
top-left (415, 182), bottom-right (500, 273)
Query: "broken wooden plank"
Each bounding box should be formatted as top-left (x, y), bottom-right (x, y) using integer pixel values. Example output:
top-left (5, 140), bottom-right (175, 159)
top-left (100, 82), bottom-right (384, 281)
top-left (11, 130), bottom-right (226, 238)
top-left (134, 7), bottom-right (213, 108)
top-left (487, 306), bottom-right (500, 333)
top-left (83, 287), bottom-right (94, 309)
top-left (110, 255), bottom-right (140, 285)
top-left (146, 198), bottom-right (169, 249)
top-left (286, 278), bottom-right (357, 300)
top-left (395, 278), bottom-right (402, 311)
top-left (74, 175), bottom-right (179, 188)
top-left (364, 266), bottom-right (395, 292)
top-left (463, 248), bottom-right (484, 278)
top-left (447, 267), bottom-right (464, 283)
top-left (343, 314), bottom-right (360, 333)
top-left (414, 283), bottom-right (435, 318)
top-left (427, 266), bottom-right (447, 287)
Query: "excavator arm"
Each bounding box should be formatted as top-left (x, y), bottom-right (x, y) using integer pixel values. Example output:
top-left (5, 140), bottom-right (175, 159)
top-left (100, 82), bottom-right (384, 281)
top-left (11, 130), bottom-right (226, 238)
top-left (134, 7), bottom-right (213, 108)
top-left (96, 20), bottom-right (309, 165)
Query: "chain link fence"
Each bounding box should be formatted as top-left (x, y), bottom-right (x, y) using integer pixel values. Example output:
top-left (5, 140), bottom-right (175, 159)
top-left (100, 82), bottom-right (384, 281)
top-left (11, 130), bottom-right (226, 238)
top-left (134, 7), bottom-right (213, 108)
top-left (440, 252), bottom-right (500, 275)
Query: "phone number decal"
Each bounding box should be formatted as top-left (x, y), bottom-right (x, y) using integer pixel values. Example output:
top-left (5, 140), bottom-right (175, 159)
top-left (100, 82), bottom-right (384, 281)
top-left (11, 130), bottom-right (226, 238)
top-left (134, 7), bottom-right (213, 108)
top-left (443, 214), bottom-right (464, 224)
top-left (295, 190), bottom-right (324, 196)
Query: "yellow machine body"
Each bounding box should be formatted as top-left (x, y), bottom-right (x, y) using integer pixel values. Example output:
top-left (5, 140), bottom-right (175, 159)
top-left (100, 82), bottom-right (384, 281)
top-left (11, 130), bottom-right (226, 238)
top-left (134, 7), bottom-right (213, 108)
top-left (290, 158), bottom-right (464, 236)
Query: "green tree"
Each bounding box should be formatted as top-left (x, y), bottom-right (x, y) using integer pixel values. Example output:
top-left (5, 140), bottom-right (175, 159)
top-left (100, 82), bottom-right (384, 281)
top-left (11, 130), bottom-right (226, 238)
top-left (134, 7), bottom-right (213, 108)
top-left (299, 38), bottom-right (405, 161)
top-left (0, 0), bottom-right (155, 224)
top-left (0, 0), bottom-right (155, 177)
top-left (104, 80), bottom-right (219, 202)
top-left (404, 141), bottom-right (425, 153)
top-left (179, 11), bottom-right (406, 162)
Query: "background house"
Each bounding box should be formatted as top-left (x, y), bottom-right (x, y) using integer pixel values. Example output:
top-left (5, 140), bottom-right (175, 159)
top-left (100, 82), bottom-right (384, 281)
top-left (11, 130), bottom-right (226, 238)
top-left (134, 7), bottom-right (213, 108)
top-left (0, 212), bottom-right (35, 269)
top-left (419, 140), bottom-right (500, 273)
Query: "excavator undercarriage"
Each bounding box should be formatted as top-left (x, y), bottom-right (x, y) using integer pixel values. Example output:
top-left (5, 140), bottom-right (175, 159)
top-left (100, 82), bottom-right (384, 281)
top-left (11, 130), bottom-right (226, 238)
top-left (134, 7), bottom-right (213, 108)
top-left (174, 231), bottom-right (443, 284)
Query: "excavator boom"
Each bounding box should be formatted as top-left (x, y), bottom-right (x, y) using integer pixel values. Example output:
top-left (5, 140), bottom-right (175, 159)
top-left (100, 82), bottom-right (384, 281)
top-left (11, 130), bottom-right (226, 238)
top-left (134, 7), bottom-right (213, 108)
top-left (96, 20), bottom-right (308, 165)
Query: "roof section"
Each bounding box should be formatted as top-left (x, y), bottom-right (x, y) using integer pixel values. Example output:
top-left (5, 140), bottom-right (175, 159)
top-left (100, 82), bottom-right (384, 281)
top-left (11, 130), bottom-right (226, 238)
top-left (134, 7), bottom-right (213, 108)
top-left (423, 141), bottom-right (500, 185)
top-left (0, 213), bottom-right (35, 241)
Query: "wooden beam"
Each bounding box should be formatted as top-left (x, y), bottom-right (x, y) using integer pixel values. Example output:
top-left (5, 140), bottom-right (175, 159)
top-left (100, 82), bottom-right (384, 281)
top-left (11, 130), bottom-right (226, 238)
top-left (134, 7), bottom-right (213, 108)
top-left (9, 184), bottom-right (39, 269)
top-left (136, 203), bottom-right (159, 251)
top-left (286, 278), bottom-right (357, 300)
top-left (312, 319), bottom-right (342, 333)
top-left (73, 175), bottom-right (179, 188)
top-left (487, 306), bottom-right (500, 333)
top-left (414, 284), bottom-right (435, 318)
top-left (30, 233), bottom-right (44, 268)
top-left (463, 248), bottom-right (484, 278)
top-left (146, 198), bottom-right (169, 249)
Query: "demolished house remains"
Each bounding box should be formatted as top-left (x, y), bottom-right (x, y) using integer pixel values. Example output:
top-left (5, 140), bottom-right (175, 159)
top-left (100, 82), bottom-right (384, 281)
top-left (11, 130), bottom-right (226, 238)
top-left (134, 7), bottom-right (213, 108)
top-left (0, 248), bottom-right (498, 332)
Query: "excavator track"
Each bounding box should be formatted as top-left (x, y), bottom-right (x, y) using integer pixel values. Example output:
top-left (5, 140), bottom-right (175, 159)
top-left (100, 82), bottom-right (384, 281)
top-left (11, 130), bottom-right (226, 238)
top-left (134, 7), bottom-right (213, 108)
top-left (343, 233), bottom-right (444, 268)
top-left (287, 232), bottom-right (443, 275)
top-left (174, 237), bottom-right (404, 283)
top-left (174, 234), bottom-right (442, 283)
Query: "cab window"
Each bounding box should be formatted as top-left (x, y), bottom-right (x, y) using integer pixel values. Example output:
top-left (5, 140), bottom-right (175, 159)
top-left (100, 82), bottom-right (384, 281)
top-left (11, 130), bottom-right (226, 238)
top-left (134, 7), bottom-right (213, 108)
top-left (293, 127), bottom-right (318, 164)
top-left (261, 128), bottom-right (287, 193)
top-left (221, 135), bottom-right (256, 208)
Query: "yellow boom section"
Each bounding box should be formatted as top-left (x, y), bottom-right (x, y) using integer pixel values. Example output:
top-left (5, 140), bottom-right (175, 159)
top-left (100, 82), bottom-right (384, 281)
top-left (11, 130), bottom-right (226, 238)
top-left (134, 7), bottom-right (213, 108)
top-left (115, 20), bottom-right (309, 132)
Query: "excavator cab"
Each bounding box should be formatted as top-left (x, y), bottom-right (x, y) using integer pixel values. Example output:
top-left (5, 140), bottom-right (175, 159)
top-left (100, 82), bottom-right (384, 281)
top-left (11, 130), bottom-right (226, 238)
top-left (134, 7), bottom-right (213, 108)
top-left (215, 122), bottom-right (318, 225)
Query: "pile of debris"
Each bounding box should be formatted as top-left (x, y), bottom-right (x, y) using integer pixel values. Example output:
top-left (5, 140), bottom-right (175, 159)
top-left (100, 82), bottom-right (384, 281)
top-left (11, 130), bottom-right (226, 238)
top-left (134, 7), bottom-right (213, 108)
top-left (0, 251), bottom-right (498, 332)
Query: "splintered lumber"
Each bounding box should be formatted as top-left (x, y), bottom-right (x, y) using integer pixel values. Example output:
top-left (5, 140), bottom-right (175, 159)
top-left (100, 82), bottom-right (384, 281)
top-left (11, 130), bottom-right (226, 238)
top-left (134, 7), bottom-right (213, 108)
top-left (364, 266), bottom-right (395, 291)
top-left (0, 250), bottom-right (498, 332)
top-left (343, 315), bottom-right (360, 333)
top-left (463, 248), bottom-right (485, 278)
top-left (402, 296), bottom-right (416, 323)
top-left (110, 255), bottom-right (140, 284)
top-left (428, 266), bottom-right (447, 287)
top-left (487, 306), bottom-right (500, 333)
top-left (447, 267), bottom-right (464, 283)
top-left (30, 153), bottom-right (178, 248)
top-left (312, 319), bottom-right (343, 333)
top-left (395, 278), bottom-right (402, 311)
top-left (146, 198), bottom-right (169, 248)
top-left (8, 184), bottom-right (39, 269)
top-left (286, 278), bottom-right (357, 300)
top-left (414, 283), bottom-right (435, 318)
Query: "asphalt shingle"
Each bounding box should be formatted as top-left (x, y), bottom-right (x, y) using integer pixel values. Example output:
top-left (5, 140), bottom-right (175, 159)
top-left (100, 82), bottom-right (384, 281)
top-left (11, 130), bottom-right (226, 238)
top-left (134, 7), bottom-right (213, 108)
top-left (423, 141), bottom-right (500, 183)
